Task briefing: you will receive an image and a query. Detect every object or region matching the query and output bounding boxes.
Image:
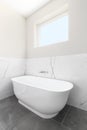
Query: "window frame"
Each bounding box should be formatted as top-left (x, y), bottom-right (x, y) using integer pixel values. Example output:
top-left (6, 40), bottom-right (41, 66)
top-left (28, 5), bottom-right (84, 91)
top-left (34, 4), bottom-right (69, 48)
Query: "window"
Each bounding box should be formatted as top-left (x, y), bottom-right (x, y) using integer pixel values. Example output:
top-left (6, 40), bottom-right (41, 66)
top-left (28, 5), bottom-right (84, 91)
top-left (35, 12), bottom-right (69, 47)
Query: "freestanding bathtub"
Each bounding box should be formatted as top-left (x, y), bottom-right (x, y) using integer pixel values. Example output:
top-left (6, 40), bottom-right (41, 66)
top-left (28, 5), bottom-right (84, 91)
top-left (12, 76), bottom-right (73, 119)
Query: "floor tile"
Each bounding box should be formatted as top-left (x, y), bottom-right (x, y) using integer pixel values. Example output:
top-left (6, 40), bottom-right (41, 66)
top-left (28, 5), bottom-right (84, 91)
top-left (0, 96), bottom-right (30, 130)
top-left (14, 113), bottom-right (71, 130)
top-left (53, 105), bottom-right (70, 123)
top-left (0, 96), bottom-right (87, 130)
top-left (0, 96), bottom-right (17, 109)
top-left (35, 119), bottom-right (71, 130)
top-left (0, 96), bottom-right (71, 130)
top-left (63, 106), bottom-right (87, 130)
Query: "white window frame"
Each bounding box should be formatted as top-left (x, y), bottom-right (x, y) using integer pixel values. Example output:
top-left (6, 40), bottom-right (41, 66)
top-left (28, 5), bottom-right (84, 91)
top-left (34, 4), bottom-right (69, 48)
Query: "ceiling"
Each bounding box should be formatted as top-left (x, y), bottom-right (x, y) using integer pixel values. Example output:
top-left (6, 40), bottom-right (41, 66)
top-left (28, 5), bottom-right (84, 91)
top-left (0, 0), bottom-right (51, 17)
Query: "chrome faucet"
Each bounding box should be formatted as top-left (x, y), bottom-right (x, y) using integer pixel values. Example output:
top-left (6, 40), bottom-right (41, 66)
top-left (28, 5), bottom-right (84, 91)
top-left (39, 71), bottom-right (48, 73)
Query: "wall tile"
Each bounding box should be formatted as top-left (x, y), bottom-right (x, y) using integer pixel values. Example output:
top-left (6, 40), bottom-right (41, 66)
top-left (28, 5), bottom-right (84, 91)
top-left (54, 54), bottom-right (87, 110)
top-left (0, 59), bottom-right (8, 78)
top-left (26, 54), bottom-right (87, 111)
top-left (26, 57), bottom-right (52, 78)
top-left (5, 59), bottom-right (25, 78)
top-left (0, 58), bottom-right (25, 100)
top-left (0, 78), bottom-right (13, 100)
top-left (1, 54), bottom-right (87, 111)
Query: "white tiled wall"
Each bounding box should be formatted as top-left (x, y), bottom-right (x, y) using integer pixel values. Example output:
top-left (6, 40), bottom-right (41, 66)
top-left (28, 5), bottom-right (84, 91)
top-left (1, 55), bottom-right (87, 111)
top-left (25, 54), bottom-right (87, 111)
top-left (0, 58), bottom-right (25, 100)
top-left (26, 57), bottom-right (53, 78)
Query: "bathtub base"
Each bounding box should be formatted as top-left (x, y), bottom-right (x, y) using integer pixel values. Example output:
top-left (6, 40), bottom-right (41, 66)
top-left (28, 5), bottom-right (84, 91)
top-left (19, 100), bottom-right (58, 119)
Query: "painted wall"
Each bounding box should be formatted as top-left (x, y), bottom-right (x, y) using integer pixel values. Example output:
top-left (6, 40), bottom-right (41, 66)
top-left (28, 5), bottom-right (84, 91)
top-left (27, 0), bottom-right (68, 58)
top-left (0, 3), bottom-right (26, 99)
top-left (0, 3), bottom-right (26, 58)
top-left (27, 0), bottom-right (87, 58)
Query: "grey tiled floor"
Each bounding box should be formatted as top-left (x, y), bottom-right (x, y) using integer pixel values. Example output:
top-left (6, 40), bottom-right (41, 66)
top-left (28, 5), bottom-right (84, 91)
top-left (0, 96), bottom-right (87, 130)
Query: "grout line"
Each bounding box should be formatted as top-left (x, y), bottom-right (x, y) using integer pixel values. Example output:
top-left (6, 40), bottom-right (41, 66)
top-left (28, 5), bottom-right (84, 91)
top-left (50, 57), bottom-right (56, 79)
top-left (3, 62), bottom-right (9, 78)
top-left (51, 118), bottom-right (63, 125)
top-left (61, 105), bottom-right (71, 124)
top-left (24, 59), bottom-right (27, 75)
top-left (51, 118), bottom-right (71, 130)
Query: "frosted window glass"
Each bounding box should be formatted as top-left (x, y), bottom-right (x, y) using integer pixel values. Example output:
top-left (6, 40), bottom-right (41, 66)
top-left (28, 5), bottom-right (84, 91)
top-left (38, 15), bottom-right (68, 46)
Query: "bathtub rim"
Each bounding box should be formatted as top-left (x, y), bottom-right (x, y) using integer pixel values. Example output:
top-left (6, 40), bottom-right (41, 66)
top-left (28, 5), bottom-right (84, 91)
top-left (11, 75), bottom-right (73, 92)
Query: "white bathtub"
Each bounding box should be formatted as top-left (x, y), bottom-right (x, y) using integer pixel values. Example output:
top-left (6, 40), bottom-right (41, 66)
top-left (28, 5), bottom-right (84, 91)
top-left (12, 76), bottom-right (73, 119)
